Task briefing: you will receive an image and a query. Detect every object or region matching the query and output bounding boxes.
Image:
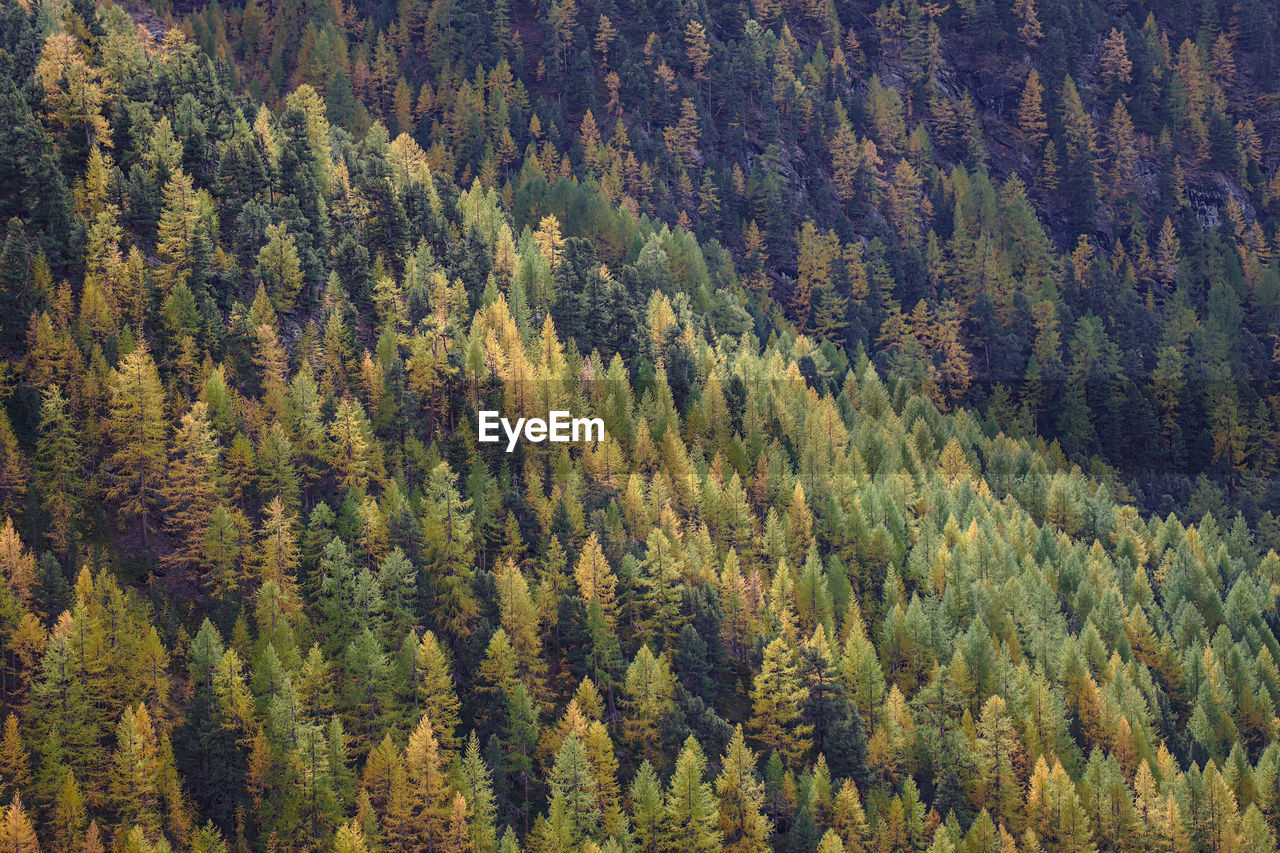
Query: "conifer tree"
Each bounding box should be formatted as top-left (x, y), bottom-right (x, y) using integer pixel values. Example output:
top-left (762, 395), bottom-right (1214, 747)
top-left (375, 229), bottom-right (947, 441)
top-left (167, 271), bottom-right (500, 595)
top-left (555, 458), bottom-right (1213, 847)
top-left (0, 793), bottom-right (40, 853)
top-left (203, 505), bottom-right (246, 602)
top-left (454, 733), bottom-right (498, 853)
top-left (629, 761), bottom-right (664, 853)
top-left (162, 403), bottom-right (220, 577)
top-left (534, 216), bottom-right (565, 271)
top-left (973, 695), bottom-right (1024, 832)
top-left (573, 534), bottom-right (618, 625)
top-left (332, 821), bottom-right (369, 853)
top-left (36, 386), bottom-right (81, 554)
top-left (1060, 76), bottom-right (1098, 231)
top-left (664, 736), bottom-right (721, 851)
top-left (52, 771), bottom-right (88, 852)
top-left (495, 561), bottom-right (546, 697)
top-left (716, 726), bottom-right (773, 853)
top-left (1100, 28), bottom-right (1133, 91)
top-left (106, 343), bottom-right (166, 546)
top-left (749, 638), bottom-right (812, 766)
top-left (110, 704), bottom-right (161, 838)
top-left (256, 497), bottom-right (302, 607)
top-left (0, 519), bottom-right (37, 604)
top-left (421, 463), bottom-right (478, 637)
top-left (1018, 70), bottom-right (1048, 149)
top-left (639, 530), bottom-right (685, 647)
top-left (329, 398), bottom-right (376, 491)
top-left (1014, 0), bottom-right (1042, 45)
top-left (622, 646), bottom-right (675, 765)
top-left (0, 412), bottom-right (28, 521)
top-left (257, 224), bottom-right (304, 311)
top-left (154, 170), bottom-right (207, 299)
top-left (0, 714), bottom-right (30, 800)
top-left (542, 734), bottom-right (599, 850)
top-left (416, 631), bottom-right (464, 756)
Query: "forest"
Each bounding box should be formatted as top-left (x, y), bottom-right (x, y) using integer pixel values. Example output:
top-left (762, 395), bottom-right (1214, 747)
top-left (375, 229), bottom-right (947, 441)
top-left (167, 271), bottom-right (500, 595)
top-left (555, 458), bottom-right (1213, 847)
top-left (1, 0), bottom-right (1280, 848)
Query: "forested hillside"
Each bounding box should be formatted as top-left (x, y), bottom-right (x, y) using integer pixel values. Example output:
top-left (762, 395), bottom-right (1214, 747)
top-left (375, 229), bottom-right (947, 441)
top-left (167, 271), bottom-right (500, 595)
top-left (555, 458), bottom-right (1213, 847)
top-left (2, 0), bottom-right (1280, 849)
top-left (170, 0), bottom-right (1280, 518)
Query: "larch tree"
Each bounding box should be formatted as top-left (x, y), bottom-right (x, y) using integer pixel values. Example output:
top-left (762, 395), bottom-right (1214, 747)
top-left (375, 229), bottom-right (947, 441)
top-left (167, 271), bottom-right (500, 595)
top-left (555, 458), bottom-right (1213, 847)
top-left (422, 463), bottom-right (478, 637)
top-left (716, 726), bottom-right (773, 853)
top-left (0, 412), bottom-right (28, 520)
top-left (329, 398), bottom-right (376, 491)
top-left (35, 33), bottom-right (110, 148)
top-left (664, 736), bottom-right (722, 852)
top-left (255, 497), bottom-right (302, 609)
top-left (1026, 757), bottom-right (1094, 853)
top-left (543, 733), bottom-right (600, 850)
top-left (685, 20), bottom-right (711, 82)
top-left (573, 534), bottom-right (618, 625)
top-left (110, 704), bottom-right (161, 839)
top-left (792, 221), bottom-right (832, 332)
top-left (82, 820), bottom-right (106, 853)
top-left (203, 504), bottom-right (247, 602)
top-left (749, 638), bottom-right (812, 766)
top-left (817, 830), bottom-right (847, 853)
top-left (51, 771), bottom-right (88, 852)
top-left (638, 530), bottom-right (685, 647)
top-left (416, 631), bottom-right (464, 756)
top-left (0, 714), bottom-right (31, 800)
top-left (534, 215), bottom-right (565, 270)
top-left (106, 343), bottom-right (166, 547)
top-left (1108, 100), bottom-right (1140, 201)
top-left (829, 107), bottom-right (863, 205)
top-left (1099, 28), bottom-right (1134, 91)
top-left (594, 14), bottom-right (618, 67)
top-left (1156, 217), bottom-right (1181, 284)
top-left (454, 733), bottom-right (497, 853)
top-left (887, 160), bottom-right (924, 244)
top-left (0, 519), bottom-right (37, 604)
top-left (332, 821), bottom-right (370, 853)
top-left (36, 386), bottom-right (81, 554)
top-left (1013, 0), bottom-right (1042, 45)
top-left (162, 402), bottom-right (220, 578)
top-left (973, 694), bottom-right (1024, 832)
top-left (257, 224), bottom-right (304, 311)
top-left (742, 221), bottom-right (770, 302)
top-left (494, 561), bottom-right (546, 697)
top-left (628, 760), bottom-right (665, 853)
top-left (622, 646), bottom-right (675, 765)
top-left (1018, 69), bottom-right (1048, 149)
top-left (405, 713), bottom-right (454, 852)
top-left (154, 169), bottom-right (206, 299)
top-left (0, 793), bottom-right (40, 853)
top-left (831, 781), bottom-right (870, 853)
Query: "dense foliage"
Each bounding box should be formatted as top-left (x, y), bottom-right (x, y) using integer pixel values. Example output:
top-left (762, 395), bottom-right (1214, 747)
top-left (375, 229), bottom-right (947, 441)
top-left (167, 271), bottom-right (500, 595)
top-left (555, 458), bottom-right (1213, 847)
top-left (1, 0), bottom-right (1280, 850)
